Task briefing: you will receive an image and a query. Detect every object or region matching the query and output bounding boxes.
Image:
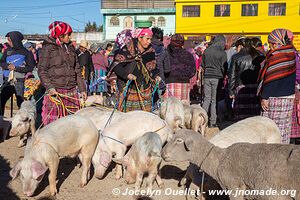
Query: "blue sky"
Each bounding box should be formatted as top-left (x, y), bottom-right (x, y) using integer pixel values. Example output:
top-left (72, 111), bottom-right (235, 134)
top-left (0, 0), bottom-right (102, 35)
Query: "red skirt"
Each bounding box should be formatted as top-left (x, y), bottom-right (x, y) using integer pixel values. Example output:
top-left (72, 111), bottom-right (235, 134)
top-left (41, 88), bottom-right (81, 126)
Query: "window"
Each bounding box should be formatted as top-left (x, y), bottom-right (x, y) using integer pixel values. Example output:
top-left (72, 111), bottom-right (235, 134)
top-left (110, 16), bottom-right (120, 26)
top-left (242, 4), bottom-right (258, 16)
top-left (148, 17), bottom-right (156, 26)
top-left (123, 16), bottom-right (133, 29)
top-left (182, 5), bottom-right (200, 17)
top-left (269, 3), bottom-right (286, 16)
top-left (157, 16), bottom-right (166, 27)
top-left (215, 4), bottom-right (230, 17)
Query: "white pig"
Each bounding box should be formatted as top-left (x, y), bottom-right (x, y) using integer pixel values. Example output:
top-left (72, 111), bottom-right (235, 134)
top-left (93, 111), bottom-right (173, 180)
top-left (183, 104), bottom-right (208, 135)
top-left (10, 100), bottom-right (37, 147)
top-left (114, 132), bottom-right (164, 190)
top-left (159, 97), bottom-right (185, 131)
top-left (10, 115), bottom-right (99, 197)
top-left (75, 107), bottom-right (124, 130)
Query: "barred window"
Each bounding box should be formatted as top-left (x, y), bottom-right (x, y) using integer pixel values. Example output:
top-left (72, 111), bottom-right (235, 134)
top-left (242, 4), bottom-right (258, 16)
top-left (110, 16), bottom-right (120, 26)
top-left (182, 5), bottom-right (200, 17)
top-left (148, 17), bottom-right (156, 26)
top-left (157, 16), bottom-right (166, 27)
top-left (215, 4), bottom-right (230, 17)
top-left (269, 3), bottom-right (286, 16)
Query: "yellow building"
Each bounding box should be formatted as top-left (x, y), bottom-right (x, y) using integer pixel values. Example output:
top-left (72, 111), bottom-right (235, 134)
top-left (175, 0), bottom-right (300, 49)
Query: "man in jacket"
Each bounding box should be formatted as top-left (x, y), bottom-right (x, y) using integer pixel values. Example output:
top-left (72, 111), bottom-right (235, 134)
top-left (0, 31), bottom-right (35, 115)
top-left (76, 40), bottom-right (94, 95)
top-left (201, 34), bottom-right (227, 127)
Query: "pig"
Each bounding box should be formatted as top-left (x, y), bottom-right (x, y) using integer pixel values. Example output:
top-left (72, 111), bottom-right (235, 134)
top-left (75, 107), bottom-right (124, 130)
top-left (93, 110), bottom-right (173, 180)
top-left (10, 115), bottom-right (99, 197)
top-left (183, 104), bottom-right (208, 135)
top-left (114, 132), bottom-right (164, 190)
top-left (10, 100), bottom-right (37, 147)
top-left (82, 94), bottom-right (106, 107)
top-left (0, 116), bottom-right (11, 141)
top-left (159, 97), bottom-right (185, 131)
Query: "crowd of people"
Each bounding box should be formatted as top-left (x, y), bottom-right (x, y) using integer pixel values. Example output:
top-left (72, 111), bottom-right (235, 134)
top-left (0, 21), bottom-right (299, 145)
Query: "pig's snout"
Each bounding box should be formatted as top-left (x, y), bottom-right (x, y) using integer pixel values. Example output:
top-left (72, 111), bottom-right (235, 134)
top-left (24, 191), bottom-right (34, 197)
top-left (94, 167), bottom-right (106, 179)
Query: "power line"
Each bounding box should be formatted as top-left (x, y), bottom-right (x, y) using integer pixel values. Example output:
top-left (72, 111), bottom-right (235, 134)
top-left (1, 0), bottom-right (99, 10)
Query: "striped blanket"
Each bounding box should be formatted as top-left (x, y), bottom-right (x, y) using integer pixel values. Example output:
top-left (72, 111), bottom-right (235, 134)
top-left (257, 45), bottom-right (296, 95)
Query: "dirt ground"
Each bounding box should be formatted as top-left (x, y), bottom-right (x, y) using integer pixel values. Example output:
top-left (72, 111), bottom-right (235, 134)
top-left (0, 108), bottom-right (231, 200)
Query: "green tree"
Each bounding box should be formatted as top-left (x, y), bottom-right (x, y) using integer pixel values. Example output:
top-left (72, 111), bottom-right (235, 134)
top-left (85, 21), bottom-right (98, 32)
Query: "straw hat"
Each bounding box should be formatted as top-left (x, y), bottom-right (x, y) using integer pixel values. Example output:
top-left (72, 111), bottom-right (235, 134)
top-left (79, 40), bottom-right (89, 49)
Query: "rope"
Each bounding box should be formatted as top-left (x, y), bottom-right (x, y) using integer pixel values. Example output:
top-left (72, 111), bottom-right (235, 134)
top-left (120, 80), bottom-right (132, 112)
top-left (34, 93), bottom-right (46, 105)
top-left (48, 93), bottom-right (82, 117)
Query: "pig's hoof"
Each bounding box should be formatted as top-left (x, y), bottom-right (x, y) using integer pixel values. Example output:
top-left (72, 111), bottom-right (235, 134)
top-left (49, 188), bottom-right (57, 196)
top-left (80, 182), bottom-right (86, 188)
top-left (115, 174), bottom-right (122, 180)
top-left (158, 183), bottom-right (164, 189)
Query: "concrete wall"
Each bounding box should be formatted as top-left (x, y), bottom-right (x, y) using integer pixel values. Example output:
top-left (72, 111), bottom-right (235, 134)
top-left (71, 32), bottom-right (105, 43)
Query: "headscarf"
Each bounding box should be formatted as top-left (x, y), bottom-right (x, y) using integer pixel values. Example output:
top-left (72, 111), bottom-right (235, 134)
top-left (48, 21), bottom-right (73, 45)
top-left (134, 28), bottom-right (153, 38)
top-left (268, 28), bottom-right (290, 46)
top-left (170, 34), bottom-right (184, 47)
top-left (5, 31), bottom-right (24, 50)
top-left (115, 29), bottom-right (134, 49)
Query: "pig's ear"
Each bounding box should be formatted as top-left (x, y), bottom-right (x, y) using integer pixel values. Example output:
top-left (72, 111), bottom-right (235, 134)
top-left (31, 160), bottom-right (48, 180)
top-left (112, 156), bottom-right (129, 166)
top-left (10, 161), bottom-right (22, 180)
top-left (99, 151), bottom-right (111, 168)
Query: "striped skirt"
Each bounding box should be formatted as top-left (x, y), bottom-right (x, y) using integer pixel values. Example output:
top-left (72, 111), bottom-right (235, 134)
top-left (162, 83), bottom-right (190, 103)
top-left (291, 101), bottom-right (300, 138)
top-left (41, 88), bottom-right (81, 126)
top-left (261, 97), bottom-right (294, 144)
top-left (117, 84), bottom-right (152, 113)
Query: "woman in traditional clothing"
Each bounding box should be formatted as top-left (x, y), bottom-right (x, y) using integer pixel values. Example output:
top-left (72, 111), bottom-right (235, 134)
top-left (90, 47), bottom-right (108, 94)
top-left (161, 34), bottom-right (196, 104)
top-left (257, 28), bottom-right (296, 144)
top-left (38, 21), bottom-right (86, 125)
top-left (109, 28), bottom-right (158, 112)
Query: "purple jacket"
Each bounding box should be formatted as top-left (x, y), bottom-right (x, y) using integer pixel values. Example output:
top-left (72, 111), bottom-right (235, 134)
top-left (92, 51), bottom-right (108, 71)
